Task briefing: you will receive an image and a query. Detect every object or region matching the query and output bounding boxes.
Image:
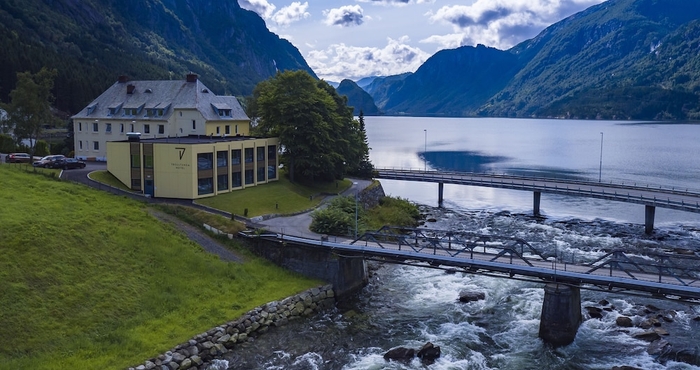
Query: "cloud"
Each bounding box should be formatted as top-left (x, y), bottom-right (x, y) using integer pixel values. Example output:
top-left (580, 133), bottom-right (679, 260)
top-left (357, 0), bottom-right (435, 5)
top-left (306, 37), bottom-right (431, 81)
top-left (323, 5), bottom-right (365, 27)
top-left (425, 0), bottom-right (603, 49)
top-left (238, 0), bottom-right (276, 19)
top-left (271, 2), bottom-right (310, 27)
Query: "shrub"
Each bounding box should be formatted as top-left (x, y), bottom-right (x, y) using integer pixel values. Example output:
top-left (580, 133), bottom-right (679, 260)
top-left (310, 207), bottom-right (354, 235)
top-left (34, 140), bottom-right (50, 156)
top-left (0, 134), bottom-right (15, 152)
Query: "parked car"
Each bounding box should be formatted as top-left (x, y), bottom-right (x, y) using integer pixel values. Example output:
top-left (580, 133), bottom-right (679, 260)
top-left (48, 158), bottom-right (87, 170)
top-left (5, 153), bottom-right (32, 163)
top-left (33, 155), bottom-right (65, 167)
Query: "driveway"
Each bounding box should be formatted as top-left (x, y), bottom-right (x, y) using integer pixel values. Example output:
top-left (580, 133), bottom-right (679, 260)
top-left (259, 178), bottom-right (373, 238)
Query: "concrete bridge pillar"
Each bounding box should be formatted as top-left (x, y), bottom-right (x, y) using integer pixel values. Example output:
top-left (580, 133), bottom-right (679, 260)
top-left (539, 283), bottom-right (581, 347)
top-left (438, 182), bottom-right (444, 204)
top-left (645, 205), bottom-right (656, 234)
top-left (533, 191), bottom-right (541, 216)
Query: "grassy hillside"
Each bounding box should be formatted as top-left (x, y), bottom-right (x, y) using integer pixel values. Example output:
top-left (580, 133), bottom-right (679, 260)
top-left (0, 165), bottom-right (318, 369)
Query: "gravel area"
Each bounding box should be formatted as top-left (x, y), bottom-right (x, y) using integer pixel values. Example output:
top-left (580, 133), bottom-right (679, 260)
top-left (148, 209), bottom-right (244, 263)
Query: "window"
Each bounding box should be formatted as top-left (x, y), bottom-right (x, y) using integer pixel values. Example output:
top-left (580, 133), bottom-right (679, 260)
top-left (93, 141), bottom-right (99, 150)
top-left (245, 148), bottom-right (253, 163)
top-left (235, 125), bottom-right (238, 134)
top-left (105, 123), bottom-right (112, 133)
top-left (192, 120), bottom-right (196, 130)
top-left (218, 109), bottom-right (231, 117)
top-left (79, 141), bottom-right (83, 150)
top-left (158, 125), bottom-right (164, 134)
top-left (257, 166), bottom-right (266, 182)
top-left (232, 172), bottom-right (242, 187)
top-left (231, 149), bottom-right (241, 165)
top-left (225, 125), bottom-right (230, 135)
top-left (78, 122), bottom-right (82, 131)
top-left (268, 145), bottom-right (277, 160)
top-left (245, 169), bottom-right (254, 185)
top-left (93, 122), bottom-right (99, 132)
top-left (131, 179), bottom-right (141, 189)
top-left (257, 147), bottom-right (265, 161)
top-left (217, 174), bottom-right (228, 191)
top-left (124, 108), bottom-right (138, 116)
top-left (198, 178), bottom-right (213, 195)
top-left (120, 123), bottom-right (124, 133)
top-left (217, 151), bottom-right (227, 167)
top-left (216, 126), bottom-right (220, 134)
top-left (144, 124), bottom-right (150, 134)
top-left (130, 123), bottom-right (135, 132)
top-left (268, 165), bottom-right (277, 180)
top-left (197, 153), bottom-right (213, 170)
top-left (131, 154), bottom-right (140, 168)
top-left (144, 155), bottom-right (153, 169)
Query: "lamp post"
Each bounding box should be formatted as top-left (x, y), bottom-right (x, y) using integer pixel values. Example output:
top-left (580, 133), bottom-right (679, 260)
top-left (353, 182), bottom-right (358, 239)
top-left (598, 132), bottom-right (603, 182)
top-left (423, 129), bottom-right (427, 171)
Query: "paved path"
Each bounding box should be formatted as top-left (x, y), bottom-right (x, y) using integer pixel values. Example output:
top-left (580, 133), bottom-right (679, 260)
top-left (258, 178), bottom-right (373, 238)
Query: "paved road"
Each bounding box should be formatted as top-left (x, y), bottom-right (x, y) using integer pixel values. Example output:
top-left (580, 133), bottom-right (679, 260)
top-left (259, 178), bottom-right (373, 238)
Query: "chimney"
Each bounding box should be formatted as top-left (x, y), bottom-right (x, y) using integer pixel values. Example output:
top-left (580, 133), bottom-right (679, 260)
top-left (186, 73), bottom-right (198, 83)
top-left (118, 75), bottom-right (129, 83)
top-left (127, 84), bottom-right (135, 94)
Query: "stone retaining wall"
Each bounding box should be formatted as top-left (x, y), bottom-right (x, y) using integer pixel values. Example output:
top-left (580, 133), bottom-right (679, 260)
top-left (128, 285), bottom-right (335, 370)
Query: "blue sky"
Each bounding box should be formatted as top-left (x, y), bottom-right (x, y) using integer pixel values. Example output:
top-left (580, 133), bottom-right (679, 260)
top-left (237, 0), bottom-right (605, 82)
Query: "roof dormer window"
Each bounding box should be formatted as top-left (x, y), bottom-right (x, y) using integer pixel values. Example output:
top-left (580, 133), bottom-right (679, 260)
top-left (86, 103), bottom-right (98, 115)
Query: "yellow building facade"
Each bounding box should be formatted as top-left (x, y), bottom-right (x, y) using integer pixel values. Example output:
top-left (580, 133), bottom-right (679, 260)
top-left (107, 135), bottom-right (279, 199)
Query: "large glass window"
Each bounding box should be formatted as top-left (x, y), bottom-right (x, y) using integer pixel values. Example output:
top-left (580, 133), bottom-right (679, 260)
top-left (245, 169), bottom-right (254, 185)
top-left (257, 167), bottom-right (266, 182)
top-left (217, 174), bottom-right (228, 191)
top-left (231, 149), bottom-right (241, 165)
top-left (268, 165), bottom-right (277, 180)
top-left (198, 178), bottom-right (213, 195)
top-left (245, 148), bottom-right (254, 163)
top-left (131, 154), bottom-right (140, 168)
top-left (217, 151), bottom-right (228, 167)
top-left (232, 172), bottom-right (242, 187)
top-left (257, 147), bottom-right (265, 161)
top-left (197, 153), bottom-right (213, 170)
top-left (268, 145), bottom-right (277, 160)
top-left (144, 155), bottom-right (153, 169)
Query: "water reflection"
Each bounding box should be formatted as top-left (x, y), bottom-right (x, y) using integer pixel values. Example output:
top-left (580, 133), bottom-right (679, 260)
top-left (420, 150), bottom-right (508, 173)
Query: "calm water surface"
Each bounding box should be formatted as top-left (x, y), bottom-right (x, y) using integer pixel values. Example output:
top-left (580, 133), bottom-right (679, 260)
top-left (216, 117), bottom-right (700, 370)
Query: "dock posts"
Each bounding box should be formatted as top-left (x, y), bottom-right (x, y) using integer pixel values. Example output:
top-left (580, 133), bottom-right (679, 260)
top-left (539, 283), bottom-right (581, 347)
top-left (438, 182), bottom-right (444, 204)
top-left (533, 191), bottom-right (541, 216)
top-left (645, 205), bottom-right (655, 234)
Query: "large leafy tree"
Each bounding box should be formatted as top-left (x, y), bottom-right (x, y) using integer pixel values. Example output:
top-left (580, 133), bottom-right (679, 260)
top-left (3, 68), bottom-right (57, 154)
top-left (250, 70), bottom-right (371, 183)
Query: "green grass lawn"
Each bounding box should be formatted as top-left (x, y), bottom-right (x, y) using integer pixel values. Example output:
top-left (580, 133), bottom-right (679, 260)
top-left (0, 166), bottom-right (319, 370)
top-left (196, 176), bottom-right (352, 217)
top-left (89, 170), bottom-right (134, 192)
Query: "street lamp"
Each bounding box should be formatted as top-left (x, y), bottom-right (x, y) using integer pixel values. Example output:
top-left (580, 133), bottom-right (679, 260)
top-left (598, 132), bottom-right (603, 182)
top-left (353, 182), bottom-right (358, 239)
top-left (423, 129), bottom-right (427, 171)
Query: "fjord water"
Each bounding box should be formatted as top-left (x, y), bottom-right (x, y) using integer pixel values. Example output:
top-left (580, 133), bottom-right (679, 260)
top-left (218, 117), bottom-right (700, 369)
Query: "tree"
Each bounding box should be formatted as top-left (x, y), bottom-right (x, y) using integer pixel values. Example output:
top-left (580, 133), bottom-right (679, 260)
top-left (251, 70), bottom-right (371, 183)
top-left (4, 68), bottom-right (57, 155)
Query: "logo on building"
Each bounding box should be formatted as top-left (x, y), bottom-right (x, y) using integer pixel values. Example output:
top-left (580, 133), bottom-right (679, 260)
top-left (176, 147), bottom-right (186, 160)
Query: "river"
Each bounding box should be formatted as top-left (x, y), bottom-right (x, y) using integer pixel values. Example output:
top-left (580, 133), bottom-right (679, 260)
top-left (214, 117), bottom-right (700, 370)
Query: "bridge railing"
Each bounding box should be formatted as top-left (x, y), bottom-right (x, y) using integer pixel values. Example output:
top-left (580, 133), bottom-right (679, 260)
top-left (376, 167), bottom-right (700, 197)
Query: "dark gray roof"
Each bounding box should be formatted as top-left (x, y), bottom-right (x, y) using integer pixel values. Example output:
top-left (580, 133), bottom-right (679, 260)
top-left (116, 135), bottom-right (265, 145)
top-left (71, 79), bottom-right (249, 122)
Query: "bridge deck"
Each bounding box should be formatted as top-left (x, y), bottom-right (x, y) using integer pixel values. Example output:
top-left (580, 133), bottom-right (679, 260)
top-left (376, 168), bottom-right (700, 213)
top-left (269, 232), bottom-right (700, 301)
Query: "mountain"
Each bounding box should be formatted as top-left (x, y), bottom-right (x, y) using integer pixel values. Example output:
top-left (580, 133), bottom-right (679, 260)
top-left (0, 0), bottom-right (315, 114)
top-left (335, 79), bottom-right (381, 116)
top-left (369, 0), bottom-right (700, 120)
top-left (355, 76), bottom-right (379, 89)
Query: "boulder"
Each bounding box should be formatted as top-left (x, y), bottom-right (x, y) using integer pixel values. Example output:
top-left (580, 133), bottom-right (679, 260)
top-left (616, 316), bottom-right (633, 327)
top-left (383, 347), bottom-right (415, 362)
top-left (633, 331), bottom-right (661, 342)
top-left (416, 342), bottom-right (441, 363)
top-left (458, 290), bottom-right (486, 303)
top-left (585, 306), bottom-right (604, 319)
top-left (647, 339), bottom-right (671, 356)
